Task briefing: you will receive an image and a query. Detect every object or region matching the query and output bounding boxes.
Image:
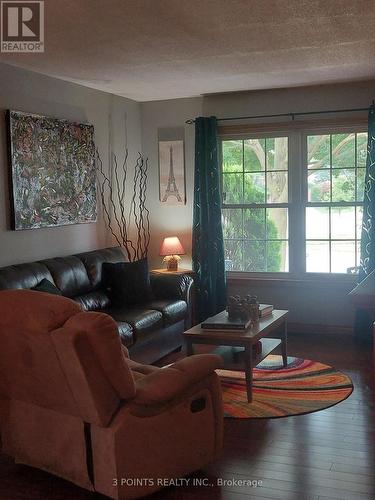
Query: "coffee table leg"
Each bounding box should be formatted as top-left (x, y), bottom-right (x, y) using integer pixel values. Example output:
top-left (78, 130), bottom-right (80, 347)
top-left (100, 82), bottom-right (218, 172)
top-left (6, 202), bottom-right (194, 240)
top-left (186, 339), bottom-right (194, 356)
top-left (281, 320), bottom-right (288, 367)
top-left (244, 344), bottom-right (253, 403)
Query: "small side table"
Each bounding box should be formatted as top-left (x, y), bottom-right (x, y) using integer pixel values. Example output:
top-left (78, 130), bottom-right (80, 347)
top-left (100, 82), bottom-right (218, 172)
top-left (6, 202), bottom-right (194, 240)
top-left (151, 268), bottom-right (194, 276)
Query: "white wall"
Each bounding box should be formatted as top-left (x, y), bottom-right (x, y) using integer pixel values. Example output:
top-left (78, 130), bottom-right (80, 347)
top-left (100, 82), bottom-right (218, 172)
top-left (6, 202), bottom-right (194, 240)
top-left (141, 97), bottom-right (203, 269)
top-left (141, 80), bottom-right (375, 332)
top-left (0, 63), bottom-right (142, 266)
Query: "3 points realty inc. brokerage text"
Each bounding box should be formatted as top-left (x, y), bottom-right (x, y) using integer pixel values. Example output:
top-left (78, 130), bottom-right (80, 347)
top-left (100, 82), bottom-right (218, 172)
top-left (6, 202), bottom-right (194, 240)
top-left (113, 477), bottom-right (263, 488)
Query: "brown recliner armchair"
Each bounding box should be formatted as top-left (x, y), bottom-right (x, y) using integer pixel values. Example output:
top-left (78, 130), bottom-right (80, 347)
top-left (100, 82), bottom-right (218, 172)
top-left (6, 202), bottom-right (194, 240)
top-left (0, 290), bottom-right (223, 499)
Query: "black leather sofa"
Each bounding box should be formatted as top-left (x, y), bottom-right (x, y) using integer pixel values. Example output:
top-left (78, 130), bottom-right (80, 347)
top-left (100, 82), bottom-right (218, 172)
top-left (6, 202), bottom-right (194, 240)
top-left (0, 247), bottom-right (194, 363)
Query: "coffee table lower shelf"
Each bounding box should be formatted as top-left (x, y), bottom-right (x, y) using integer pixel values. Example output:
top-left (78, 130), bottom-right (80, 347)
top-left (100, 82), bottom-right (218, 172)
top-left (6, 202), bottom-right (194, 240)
top-left (203, 338), bottom-right (280, 368)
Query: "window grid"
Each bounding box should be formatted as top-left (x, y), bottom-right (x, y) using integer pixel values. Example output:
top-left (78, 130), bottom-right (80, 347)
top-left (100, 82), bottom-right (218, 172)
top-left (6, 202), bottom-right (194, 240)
top-left (221, 128), bottom-right (367, 276)
top-left (305, 132), bottom-right (365, 274)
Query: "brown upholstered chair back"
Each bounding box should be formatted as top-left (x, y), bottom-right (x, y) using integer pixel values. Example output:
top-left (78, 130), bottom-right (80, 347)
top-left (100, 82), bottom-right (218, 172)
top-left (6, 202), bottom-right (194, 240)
top-left (0, 290), bottom-right (136, 427)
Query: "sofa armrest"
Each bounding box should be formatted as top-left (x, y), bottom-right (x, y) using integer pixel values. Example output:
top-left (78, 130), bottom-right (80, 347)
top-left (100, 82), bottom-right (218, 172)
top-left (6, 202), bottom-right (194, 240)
top-left (150, 272), bottom-right (193, 302)
top-left (133, 354), bottom-right (222, 406)
top-left (150, 272), bottom-right (194, 327)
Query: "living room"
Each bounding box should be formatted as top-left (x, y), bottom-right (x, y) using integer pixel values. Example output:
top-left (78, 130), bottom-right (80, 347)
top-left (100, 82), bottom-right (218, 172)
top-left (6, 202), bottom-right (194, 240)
top-left (0, 1), bottom-right (375, 499)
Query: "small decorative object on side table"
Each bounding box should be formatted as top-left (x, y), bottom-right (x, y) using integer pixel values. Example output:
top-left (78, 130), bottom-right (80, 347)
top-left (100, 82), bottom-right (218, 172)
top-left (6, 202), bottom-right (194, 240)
top-left (159, 236), bottom-right (186, 271)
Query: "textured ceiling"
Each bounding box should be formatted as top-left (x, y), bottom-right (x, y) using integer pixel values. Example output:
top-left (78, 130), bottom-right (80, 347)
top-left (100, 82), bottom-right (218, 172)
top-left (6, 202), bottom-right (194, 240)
top-left (1, 0), bottom-right (375, 101)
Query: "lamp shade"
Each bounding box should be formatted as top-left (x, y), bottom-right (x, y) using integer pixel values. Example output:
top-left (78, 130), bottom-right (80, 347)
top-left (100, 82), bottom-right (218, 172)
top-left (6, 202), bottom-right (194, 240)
top-left (160, 236), bottom-right (185, 256)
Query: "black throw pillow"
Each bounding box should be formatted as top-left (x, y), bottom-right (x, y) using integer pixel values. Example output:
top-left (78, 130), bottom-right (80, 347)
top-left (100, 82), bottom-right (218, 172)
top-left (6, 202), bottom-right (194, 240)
top-left (32, 278), bottom-right (62, 296)
top-left (103, 258), bottom-right (152, 306)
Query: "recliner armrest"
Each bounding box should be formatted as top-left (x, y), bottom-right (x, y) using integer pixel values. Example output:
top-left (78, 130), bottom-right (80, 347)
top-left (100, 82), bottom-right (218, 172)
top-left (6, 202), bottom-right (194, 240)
top-left (133, 354), bottom-right (223, 405)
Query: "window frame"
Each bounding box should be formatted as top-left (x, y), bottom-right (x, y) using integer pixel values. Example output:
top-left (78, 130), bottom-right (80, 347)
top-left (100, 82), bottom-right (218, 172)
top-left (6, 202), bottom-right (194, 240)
top-left (219, 121), bottom-right (367, 282)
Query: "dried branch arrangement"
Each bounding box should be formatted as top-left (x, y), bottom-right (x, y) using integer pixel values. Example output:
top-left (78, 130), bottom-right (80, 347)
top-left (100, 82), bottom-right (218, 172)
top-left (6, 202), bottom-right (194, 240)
top-left (96, 150), bottom-right (150, 261)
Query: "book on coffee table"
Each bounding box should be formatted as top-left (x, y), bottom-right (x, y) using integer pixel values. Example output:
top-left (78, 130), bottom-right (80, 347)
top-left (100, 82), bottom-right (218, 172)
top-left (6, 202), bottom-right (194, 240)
top-left (259, 304), bottom-right (273, 317)
top-left (201, 310), bottom-right (251, 330)
top-left (201, 305), bottom-right (274, 332)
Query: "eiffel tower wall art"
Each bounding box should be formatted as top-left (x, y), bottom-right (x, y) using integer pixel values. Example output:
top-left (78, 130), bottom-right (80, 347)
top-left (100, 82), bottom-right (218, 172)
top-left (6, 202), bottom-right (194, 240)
top-left (158, 140), bottom-right (186, 206)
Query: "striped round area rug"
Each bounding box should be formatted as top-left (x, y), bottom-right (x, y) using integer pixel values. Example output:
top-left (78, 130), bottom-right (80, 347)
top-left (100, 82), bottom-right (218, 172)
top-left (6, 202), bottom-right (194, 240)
top-left (217, 355), bottom-right (353, 419)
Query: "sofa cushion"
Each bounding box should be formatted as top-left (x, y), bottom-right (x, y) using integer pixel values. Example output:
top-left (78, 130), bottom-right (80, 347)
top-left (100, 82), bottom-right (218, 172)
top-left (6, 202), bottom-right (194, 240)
top-left (0, 262), bottom-right (55, 290)
top-left (106, 307), bottom-right (163, 341)
top-left (74, 290), bottom-right (111, 311)
top-left (75, 247), bottom-right (125, 289)
top-left (40, 256), bottom-right (92, 298)
top-left (118, 322), bottom-right (134, 347)
top-left (103, 259), bottom-right (152, 306)
top-left (143, 300), bottom-right (187, 326)
top-left (32, 279), bottom-right (62, 296)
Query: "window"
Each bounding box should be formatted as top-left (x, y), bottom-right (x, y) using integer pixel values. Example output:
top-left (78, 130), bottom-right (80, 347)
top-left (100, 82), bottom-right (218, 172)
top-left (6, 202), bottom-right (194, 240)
top-left (220, 126), bottom-right (368, 276)
top-left (306, 132), bottom-right (366, 273)
top-left (222, 137), bottom-right (289, 272)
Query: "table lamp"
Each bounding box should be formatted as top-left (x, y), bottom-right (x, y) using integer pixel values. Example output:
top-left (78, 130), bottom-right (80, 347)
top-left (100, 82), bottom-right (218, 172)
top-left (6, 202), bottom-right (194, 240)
top-left (160, 236), bottom-right (185, 271)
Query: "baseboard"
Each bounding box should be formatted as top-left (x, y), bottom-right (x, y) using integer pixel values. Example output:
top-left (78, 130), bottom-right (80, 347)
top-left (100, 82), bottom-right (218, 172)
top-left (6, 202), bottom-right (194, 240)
top-left (288, 322), bottom-right (353, 335)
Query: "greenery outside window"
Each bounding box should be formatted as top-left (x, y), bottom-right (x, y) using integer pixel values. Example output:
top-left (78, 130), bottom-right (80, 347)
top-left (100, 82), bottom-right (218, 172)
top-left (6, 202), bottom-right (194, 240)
top-left (221, 137), bottom-right (289, 272)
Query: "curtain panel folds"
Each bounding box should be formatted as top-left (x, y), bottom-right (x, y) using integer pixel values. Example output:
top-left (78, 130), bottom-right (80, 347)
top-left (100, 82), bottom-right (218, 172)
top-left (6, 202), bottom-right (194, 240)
top-left (360, 105), bottom-right (375, 279)
top-left (192, 116), bottom-right (227, 321)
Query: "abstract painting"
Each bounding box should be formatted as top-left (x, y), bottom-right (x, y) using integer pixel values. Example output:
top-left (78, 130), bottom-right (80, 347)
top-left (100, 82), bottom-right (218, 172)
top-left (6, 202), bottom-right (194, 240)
top-left (7, 110), bottom-right (97, 230)
top-left (158, 140), bottom-right (186, 206)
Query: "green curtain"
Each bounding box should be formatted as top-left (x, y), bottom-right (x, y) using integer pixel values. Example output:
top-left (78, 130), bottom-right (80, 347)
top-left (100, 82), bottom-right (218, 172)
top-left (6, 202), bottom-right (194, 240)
top-left (359, 104), bottom-right (375, 279)
top-left (192, 116), bottom-right (227, 321)
top-left (355, 104), bottom-right (375, 341)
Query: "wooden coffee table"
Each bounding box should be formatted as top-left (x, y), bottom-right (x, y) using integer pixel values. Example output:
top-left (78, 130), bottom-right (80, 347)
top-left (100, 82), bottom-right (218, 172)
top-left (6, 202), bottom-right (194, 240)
top-left (184, 310), bottom-right (288, 402)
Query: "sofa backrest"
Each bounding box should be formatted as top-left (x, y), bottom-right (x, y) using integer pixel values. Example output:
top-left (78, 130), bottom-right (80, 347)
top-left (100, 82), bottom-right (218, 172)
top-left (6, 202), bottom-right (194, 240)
top-left (0, 262), bottom-right (55, 290)
top-left (0, 247), bottom-right (125, 312)
top-left (0, 290), bottom-right (135, 427)
top-left (39, 256), bottom-right (92, 297)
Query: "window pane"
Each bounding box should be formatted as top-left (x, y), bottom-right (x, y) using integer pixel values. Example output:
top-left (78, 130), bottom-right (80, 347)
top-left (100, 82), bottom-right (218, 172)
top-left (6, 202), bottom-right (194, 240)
top-left (356, 168), bottom-right (365, 202)
top-left (244, 139), bottom-right (265, 172)
top-left (244, 173), bottom-right (265, 203)
top-left (331, 207), bottom-right (355, 239)
top-left (357, 133), bottom-right (368, 168)
top-left (306, 241), bottom-right (330, 272)
top-left (307, 135), bottom-right (330, 169)
top-left (306, 207), bottom-right (329, 239)
top-left (266, 171), bottom-right (288, 203)
top-left (243, 208), bottom-right (265, 240)
top-left (308, 170), bottom-right (330, 202)
top-left (243, 241), bottom-right (266, 272)
top-left (332, 133), bottom-right (355, 168)
top-left (331, 241), bottom-right (355, 273)
top-left (223, 173), bottom-right (243, 204)
top-left (267, 137), bottom-right (288, 171)
top-left (224, 240), bottom-right (243, 271)
top-left (332, 169), bottom-right (355, 202)
top-left (356, 206), bottom-right (363, 239)
top-left (267, 241), bottom-right (288, 272)
top-left (266, 208), bottom-right (288, 239)
top-left (222, 140), bottom-right (243, 173)
top-left (222, 209), bottom-right (242, 239)
top-left (357, 240), bottom-right (361, 268)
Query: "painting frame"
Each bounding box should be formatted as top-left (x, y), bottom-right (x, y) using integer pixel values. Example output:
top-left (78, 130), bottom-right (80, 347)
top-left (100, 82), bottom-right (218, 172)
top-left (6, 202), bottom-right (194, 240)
top-left (6, 110), bottom-right (97, 231)
top-left (158, 139), bottom-right (186, 206)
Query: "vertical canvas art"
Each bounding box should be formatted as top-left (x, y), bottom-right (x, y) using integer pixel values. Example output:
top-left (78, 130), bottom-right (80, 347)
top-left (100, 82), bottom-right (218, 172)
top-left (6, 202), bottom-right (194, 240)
top-left (159, 140), bottom-right (186, 205)
top-left (7, 110), bottom-right (97, 230)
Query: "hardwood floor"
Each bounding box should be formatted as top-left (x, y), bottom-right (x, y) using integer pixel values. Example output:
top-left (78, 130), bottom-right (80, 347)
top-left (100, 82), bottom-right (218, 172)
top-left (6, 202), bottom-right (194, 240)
top-left (1, 333), bottom-right (374, 500)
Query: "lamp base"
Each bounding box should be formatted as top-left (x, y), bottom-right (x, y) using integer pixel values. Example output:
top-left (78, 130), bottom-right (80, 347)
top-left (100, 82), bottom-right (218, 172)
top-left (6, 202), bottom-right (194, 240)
top-left (166, 256), bottom-right (178, 271)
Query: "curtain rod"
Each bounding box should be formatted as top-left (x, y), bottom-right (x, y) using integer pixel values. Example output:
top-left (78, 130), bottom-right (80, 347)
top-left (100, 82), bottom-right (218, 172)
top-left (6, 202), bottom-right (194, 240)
top-left (185, 103), bottom-right (374, 125)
